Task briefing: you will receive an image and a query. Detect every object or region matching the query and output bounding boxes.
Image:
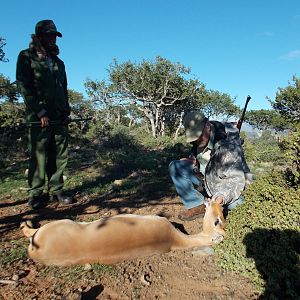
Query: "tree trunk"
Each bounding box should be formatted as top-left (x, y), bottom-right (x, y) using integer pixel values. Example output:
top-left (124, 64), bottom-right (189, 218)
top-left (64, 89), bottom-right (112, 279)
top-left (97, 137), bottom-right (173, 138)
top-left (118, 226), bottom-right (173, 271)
top-left (128, 118), bottom-right (134, 128)
top-left (174, 112), bottom-right (184, 140)
top-left (146, 113), bottom-right (156, 137)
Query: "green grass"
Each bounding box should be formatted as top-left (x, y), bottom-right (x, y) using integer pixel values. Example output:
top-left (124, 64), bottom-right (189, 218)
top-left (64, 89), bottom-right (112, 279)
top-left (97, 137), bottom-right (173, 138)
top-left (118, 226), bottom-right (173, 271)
top-left (0, 239), bottom-right (28, 267)
top-left (0, 159), bottom-right (28, 196)
top-left (41, 263), bottom-right (114, 281)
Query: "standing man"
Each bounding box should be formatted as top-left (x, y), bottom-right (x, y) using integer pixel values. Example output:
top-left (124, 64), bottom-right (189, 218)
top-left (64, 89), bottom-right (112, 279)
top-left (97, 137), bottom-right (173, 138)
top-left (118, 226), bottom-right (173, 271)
top-left (169, 110), bottom-right (253, 221)
top-left (16, 20), bottom-right (73, 209)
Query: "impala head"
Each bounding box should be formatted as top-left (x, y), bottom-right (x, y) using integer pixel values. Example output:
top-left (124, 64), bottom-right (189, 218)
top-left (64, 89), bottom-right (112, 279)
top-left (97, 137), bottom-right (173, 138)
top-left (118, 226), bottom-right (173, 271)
top-left (203, 199), bottom-right (226, 240)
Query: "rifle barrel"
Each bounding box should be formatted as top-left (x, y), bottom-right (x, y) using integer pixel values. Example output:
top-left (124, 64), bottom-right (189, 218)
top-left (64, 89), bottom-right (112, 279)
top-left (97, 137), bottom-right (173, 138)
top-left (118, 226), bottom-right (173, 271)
top-left (238, 95), bottom-right (251, 132)
top-left (17, 118), bottom-right (92, 127)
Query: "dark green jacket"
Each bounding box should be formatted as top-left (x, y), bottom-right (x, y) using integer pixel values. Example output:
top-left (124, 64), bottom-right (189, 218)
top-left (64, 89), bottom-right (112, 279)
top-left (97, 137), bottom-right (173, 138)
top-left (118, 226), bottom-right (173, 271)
top-left (16, 48), bottom-right (70, 122)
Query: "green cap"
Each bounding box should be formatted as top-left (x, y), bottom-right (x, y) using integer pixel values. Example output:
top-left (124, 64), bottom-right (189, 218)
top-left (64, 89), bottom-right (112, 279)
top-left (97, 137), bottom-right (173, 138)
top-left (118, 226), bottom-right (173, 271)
top-left (183, 110), bottom-right (207, 142)
top-left (35, 20), bottom-right (62, 37)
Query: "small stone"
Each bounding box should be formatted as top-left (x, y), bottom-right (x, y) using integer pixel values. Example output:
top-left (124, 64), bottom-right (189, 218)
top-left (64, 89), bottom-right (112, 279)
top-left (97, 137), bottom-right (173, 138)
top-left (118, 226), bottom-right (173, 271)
top-left (192, 246), bottom-right (214, 256)
top-left (12, 274), bottom-right (19, 281)
top-left (84, 264), bottom-right (92, 271)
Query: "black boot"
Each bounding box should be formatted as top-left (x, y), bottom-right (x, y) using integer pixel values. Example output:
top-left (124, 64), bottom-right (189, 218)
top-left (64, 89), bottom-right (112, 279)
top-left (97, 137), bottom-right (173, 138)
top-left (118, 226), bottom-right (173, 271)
top-left (51, 193), bottom-right (73, 205)
top-left (28, 196), bottom-right (47, 209)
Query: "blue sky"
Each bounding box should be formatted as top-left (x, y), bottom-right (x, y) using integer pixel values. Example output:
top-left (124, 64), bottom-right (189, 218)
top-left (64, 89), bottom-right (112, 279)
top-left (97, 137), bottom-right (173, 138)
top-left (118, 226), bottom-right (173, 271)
top-left (1, 0), bottom-right (300, 110)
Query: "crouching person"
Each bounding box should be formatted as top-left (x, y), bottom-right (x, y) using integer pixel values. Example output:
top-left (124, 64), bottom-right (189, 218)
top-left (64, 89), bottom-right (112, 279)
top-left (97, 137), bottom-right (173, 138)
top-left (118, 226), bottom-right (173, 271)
top-left (169, 110), bottom-right (253, 221)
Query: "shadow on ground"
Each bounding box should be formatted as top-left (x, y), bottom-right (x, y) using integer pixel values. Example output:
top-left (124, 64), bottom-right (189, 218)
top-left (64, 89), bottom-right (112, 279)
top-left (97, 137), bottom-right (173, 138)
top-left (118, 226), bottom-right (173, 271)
top-left (0, 135), bottom-right (187, 235)
top-left (244, 228), bottom-right (300, 299)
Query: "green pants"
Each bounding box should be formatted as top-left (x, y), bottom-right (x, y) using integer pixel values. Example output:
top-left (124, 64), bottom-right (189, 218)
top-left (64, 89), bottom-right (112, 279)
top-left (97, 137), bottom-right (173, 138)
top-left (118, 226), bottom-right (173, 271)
top-left (27, 125), bottom-right (68, 197)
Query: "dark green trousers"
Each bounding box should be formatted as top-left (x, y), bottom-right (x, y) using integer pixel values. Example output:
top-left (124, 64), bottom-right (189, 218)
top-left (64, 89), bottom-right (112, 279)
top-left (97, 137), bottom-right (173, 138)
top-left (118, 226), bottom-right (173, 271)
top-left (27, 125), bottom-right (68, 197)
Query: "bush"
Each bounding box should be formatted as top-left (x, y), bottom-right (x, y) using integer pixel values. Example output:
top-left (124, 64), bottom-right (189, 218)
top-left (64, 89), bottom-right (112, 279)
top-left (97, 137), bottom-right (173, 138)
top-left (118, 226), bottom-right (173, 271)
top-left (215, 172), bottom-right (300, 299)
top-left (243, 131), bottom-right (284, 164)
top-left (280, 125), bottom-right (300, 185)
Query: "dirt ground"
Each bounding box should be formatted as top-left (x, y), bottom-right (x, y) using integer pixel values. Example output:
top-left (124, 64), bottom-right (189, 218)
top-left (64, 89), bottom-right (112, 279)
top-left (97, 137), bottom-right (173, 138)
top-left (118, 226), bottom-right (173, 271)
top-left (0, 193), bottom-right (257, 300)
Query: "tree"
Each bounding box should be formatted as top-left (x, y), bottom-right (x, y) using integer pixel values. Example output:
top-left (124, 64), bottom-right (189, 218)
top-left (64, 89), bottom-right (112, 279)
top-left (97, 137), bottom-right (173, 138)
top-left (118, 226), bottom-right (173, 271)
top-left (270, 76), bottom-right (300, 184)
top-left (84, 78), bottom-right (127, 126)
top-left (108, 56), bottom-right (203, 137)
top-left (271, 76), bottom-right (300, 123)
top-left (0, 74), bottom-right (18, 103)
top-left (197, 90), bottom-right (240, 120)
top-left (85, 57), bottom-right (241, 138)
top-left (245, 109), bottom-right (290, 132)
top-left (0, 74), bottom-right (22, 129)
top-left (67, 89), bottom-right (94, 134)
top-left (68, 89), bottom-right (94, 118)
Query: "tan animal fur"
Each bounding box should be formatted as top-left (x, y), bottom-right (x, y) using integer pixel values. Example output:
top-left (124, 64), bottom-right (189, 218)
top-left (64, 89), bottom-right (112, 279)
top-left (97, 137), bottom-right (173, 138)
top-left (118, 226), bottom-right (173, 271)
top-left (20, 202), bottom-right (225, 266)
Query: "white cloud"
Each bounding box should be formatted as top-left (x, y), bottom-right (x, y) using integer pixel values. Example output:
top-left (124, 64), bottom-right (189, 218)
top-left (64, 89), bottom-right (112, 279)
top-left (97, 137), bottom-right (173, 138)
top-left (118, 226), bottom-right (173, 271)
top-left (280, 50), bottom-right (300, 60)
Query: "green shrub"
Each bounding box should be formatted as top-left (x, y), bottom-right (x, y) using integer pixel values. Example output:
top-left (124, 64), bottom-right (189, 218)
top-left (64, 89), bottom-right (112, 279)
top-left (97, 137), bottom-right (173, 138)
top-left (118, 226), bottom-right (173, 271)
top-left (280, 125), bottom-right (300, 185)
top-left (215, 172), bottom-right (300, 299)
top-left (243, 131), bottom-right (284, 164)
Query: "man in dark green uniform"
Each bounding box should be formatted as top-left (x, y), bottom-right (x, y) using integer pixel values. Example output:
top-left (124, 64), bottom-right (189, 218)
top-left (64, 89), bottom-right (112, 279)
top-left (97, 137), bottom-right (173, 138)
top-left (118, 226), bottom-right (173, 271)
top-left (16, 20), bottom-right (73, 209)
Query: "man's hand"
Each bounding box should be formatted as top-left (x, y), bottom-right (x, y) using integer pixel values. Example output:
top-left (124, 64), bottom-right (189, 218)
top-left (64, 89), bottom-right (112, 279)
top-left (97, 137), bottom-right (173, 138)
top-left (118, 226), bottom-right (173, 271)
top-left (180, 154), bottom-right (196, 165)
top-left (40, 115), bottom-right (50, 127)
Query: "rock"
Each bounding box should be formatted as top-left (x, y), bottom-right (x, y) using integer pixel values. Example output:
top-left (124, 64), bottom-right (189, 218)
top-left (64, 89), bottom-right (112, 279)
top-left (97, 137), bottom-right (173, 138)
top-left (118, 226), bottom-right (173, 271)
top-left (84, 264), bottom-right (92, 271)
top-left (192, 246), bottom-right (214, 256)
top-left (12, 274), bottom-right (19, 281)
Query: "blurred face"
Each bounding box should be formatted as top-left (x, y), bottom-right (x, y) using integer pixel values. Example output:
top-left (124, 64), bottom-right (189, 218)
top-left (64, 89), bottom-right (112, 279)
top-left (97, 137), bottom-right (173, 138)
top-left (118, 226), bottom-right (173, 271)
top-left (191, 121), bottom-right (211, 151)
top-left (40, 33), bottom-right (57, 50)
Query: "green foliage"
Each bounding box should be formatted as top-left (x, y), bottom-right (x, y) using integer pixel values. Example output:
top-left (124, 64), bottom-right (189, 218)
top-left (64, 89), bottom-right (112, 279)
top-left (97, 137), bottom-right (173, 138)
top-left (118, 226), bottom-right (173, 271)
top-left (84, 57), bottom-right (242, 138)
top-left (68, 89), bottom-right (94, 118)
top-left (85, 116), bottom-right (116, 141)
top-left (0, 101), bottom-right (25, 129)
top-left (0, 74), bottom-right (19, 102)
top-left (271, 76), bottom-right (300, 123)
top-left (199, 90), bottom-right (240, 119)
top-left (0, 74), bottom-right (25, 166)
top-left (0, 92), bottom-right (26, 167)
top-left (67, 89), bottom-right (95, 137)
top-left (88, 56), bottom-right (204, 138)
top-left (246, 109), bottom-right (290, 131)
top-left (243, 131), bottom-right (285, 166)
top-left (280, 125), bottom-right (300, 184)
top-left (0, 239), bottom-right (27, 267)
top-left (215, 172), bottom-right (300, 298)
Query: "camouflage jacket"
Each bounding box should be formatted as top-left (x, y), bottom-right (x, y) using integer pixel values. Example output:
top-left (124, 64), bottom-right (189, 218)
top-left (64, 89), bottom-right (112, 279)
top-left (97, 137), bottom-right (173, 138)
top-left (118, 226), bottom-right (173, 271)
top-left (193, 121), bottom-right (250, 205)
top-left (16, 47), bottom-right (70, 122)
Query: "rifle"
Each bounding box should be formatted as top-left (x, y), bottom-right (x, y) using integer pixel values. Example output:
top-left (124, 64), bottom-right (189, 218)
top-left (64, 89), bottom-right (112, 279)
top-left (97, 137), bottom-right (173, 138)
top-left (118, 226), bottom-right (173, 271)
top-left (16, 117), bottom-right (92, 128)
top-left (237, 95), bottom-right (251, 132)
